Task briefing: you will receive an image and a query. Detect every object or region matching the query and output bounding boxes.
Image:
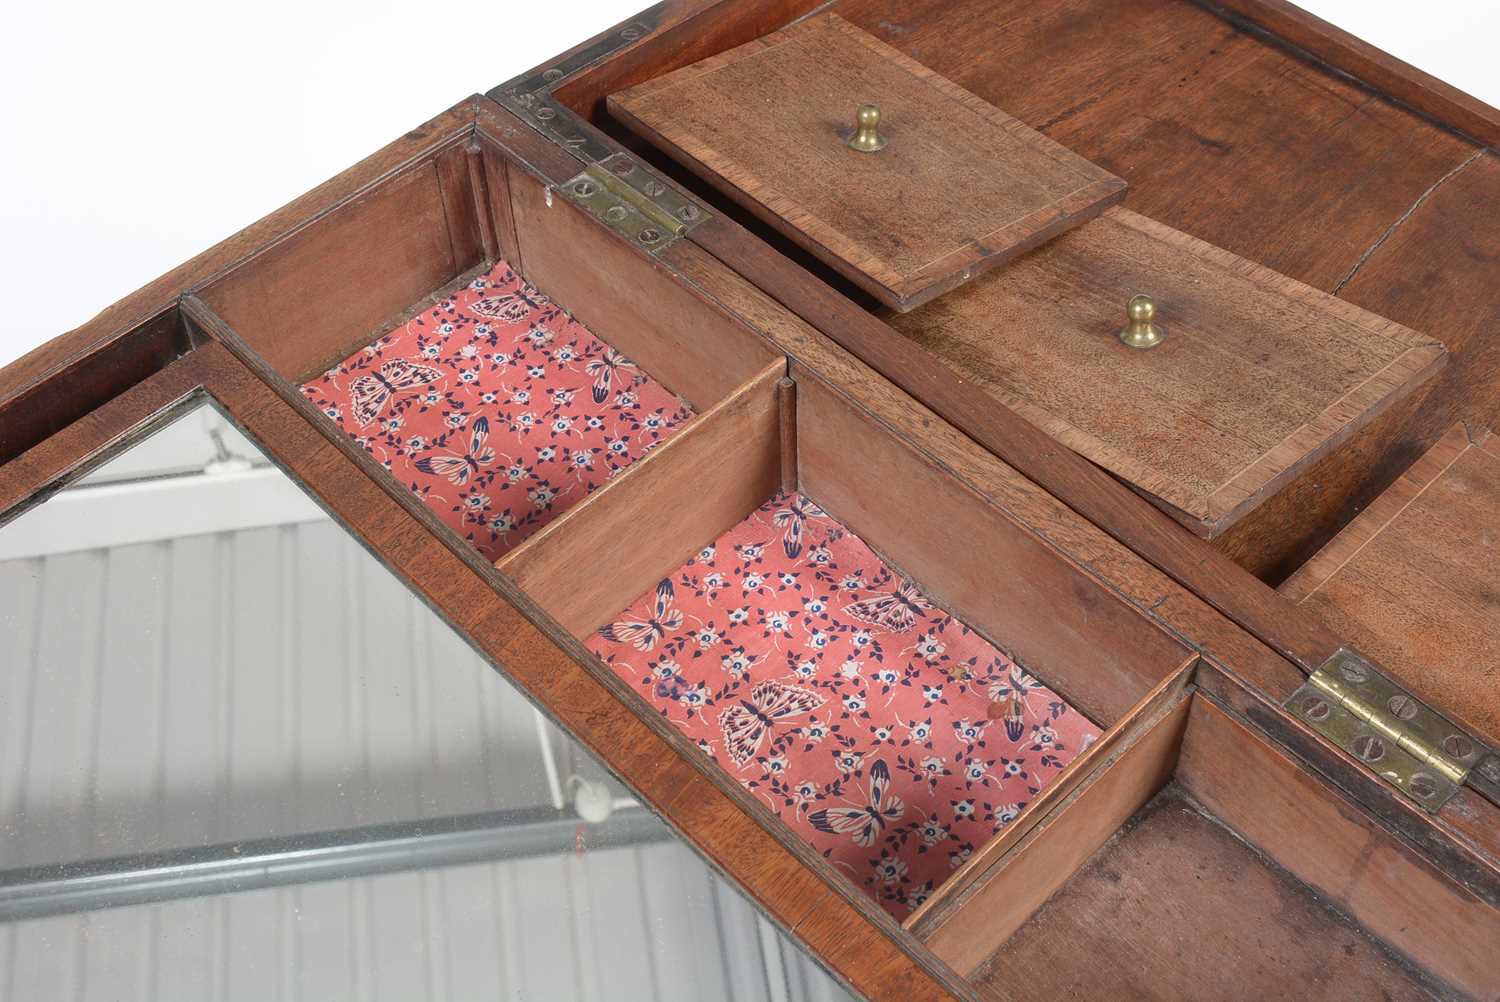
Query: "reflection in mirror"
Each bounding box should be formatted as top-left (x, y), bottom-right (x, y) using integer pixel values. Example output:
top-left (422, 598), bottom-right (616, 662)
top-left (0, 399), bottom-right (857, 1001)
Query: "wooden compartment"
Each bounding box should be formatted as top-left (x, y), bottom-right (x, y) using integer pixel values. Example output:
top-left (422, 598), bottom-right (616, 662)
top-left (922, 687), bottom-right (1500, 1000)
top-left (498, 358), bottom-right (1198, 921)
top-left (8, 9), bottom-right (1499, 987)
top-left (1282, 423), bottom-right (1500, 753)
top-left (189, 131), bottom-right (783, 564)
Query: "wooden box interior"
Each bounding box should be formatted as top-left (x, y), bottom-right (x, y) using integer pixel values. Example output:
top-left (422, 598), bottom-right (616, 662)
top-left (192, 138), bottom-right (780, 414)
top-left (185, 123), bottom-right (1216, 918)
top-left (175, 116), bottom-right (1500, 999)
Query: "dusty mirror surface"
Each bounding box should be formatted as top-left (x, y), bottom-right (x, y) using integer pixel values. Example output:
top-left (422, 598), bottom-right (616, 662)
top-left (0, 399), bottom-right (856, 1001)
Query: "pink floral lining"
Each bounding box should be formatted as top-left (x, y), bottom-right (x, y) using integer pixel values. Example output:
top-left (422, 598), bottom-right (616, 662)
top-left (588, 493), bottom-right (1100, 919)
top-left (301, 260), bottom-right (694, 562)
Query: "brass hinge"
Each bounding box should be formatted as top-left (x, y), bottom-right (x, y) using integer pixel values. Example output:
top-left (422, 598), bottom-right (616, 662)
top-left (1287, 648), bottom-right (1482, 811)
top-left (559, 153), bottom-right (708, 254)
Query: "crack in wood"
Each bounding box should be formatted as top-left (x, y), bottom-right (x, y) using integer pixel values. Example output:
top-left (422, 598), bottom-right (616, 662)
top-left (1332, 147), bottom-right (1489, 296)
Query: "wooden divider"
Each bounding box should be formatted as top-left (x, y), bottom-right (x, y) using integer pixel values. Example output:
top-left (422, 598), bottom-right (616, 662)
top-left (499, 143), bottom-right (781, 412)
top-left (919, 689), bottom-right (1194, 974)
top-left (498, 359), bottom-right (784, 637)
top-left (198, 142), bottom-right (481, 382)
top-left (906, 655), bottom-right (1198, 936)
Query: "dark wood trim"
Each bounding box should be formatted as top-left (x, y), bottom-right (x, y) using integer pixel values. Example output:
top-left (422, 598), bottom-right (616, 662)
top-left (549, 0), bottom-right (824, 122)
top-left (0, 350), bottom-right (206, 520)
top-left (0, 307), bottom-right (193, 468)
top-left (1199, 0), bottom-right (1500, 147)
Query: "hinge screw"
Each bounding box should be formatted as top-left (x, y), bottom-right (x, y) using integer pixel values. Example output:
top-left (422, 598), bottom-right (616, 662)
top-left (1338, 660), bottom-right (1368, 683)
top-left (1387, 694), bottom-right (1418, 720)
top-left (1409, 773), bottom-right (1439, 800)
top-left (1351, 733), bottom-right (1386, 763)
top-left (1301, 697), bottom-right (1331, 722)
top-left (1443, 734), bottom-right (1475, 760)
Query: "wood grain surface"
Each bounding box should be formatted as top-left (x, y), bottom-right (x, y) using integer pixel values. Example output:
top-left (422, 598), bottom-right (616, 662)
top-left (1282, 423), bottom-right (1500, 748)
top-left (975, 786), bottom-right (1444, 1002)
top-left (826, 0), bottom-right (1496, 580)
top-left (201, 163), bottom-right (466, 383)
top-left (609, 12), bottom-right (1124, 310)
top-left (1339, 150), bottom-right (1500, 444)
top-left (909, 660), bottom-right (1197, 942)
top-left (795, 364), bottom-right (1195, 726)
top-left (887, 206), bottom-right (1445, 535)
top-left (833, 0), bottom-right (1476, 296)
top-left (498, 360), bottom-right (784, 638)
top-left (1204, 0), bottom-right (1500, 147)
top-left (1178, 695), bottom-right (1500, 998)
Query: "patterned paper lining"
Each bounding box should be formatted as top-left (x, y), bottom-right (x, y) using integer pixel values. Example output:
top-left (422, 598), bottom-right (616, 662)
top-left (588, 493), bottom-right (1100, 919)
top-left (301, 260), bottom-right (694, 562)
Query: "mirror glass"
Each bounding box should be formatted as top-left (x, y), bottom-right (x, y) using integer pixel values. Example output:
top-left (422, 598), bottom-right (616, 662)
top-left (0, 399), bottom-right (856, 1001)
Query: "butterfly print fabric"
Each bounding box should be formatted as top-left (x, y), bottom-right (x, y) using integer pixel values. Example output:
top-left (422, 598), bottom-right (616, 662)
top-left (589, 493), bottom-right (1101, 920)
top-left (301, 260), bottom-right (694, 561)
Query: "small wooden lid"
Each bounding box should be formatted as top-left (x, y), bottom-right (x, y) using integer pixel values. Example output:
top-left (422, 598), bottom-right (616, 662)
top-left (886, 207), bottom-right (1446, 539)
top-left (608, 13), bottom-right (1125, 312)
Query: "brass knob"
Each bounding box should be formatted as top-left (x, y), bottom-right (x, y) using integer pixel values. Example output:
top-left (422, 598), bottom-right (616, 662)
top-left (848, 104), bottom-right (887, 153)
top-left (1119, 294), bottom-right (1165, 349)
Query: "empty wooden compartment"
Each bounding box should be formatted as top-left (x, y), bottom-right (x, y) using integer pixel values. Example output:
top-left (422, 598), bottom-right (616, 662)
top-left (917, 681), bottom-right (1500, 1000)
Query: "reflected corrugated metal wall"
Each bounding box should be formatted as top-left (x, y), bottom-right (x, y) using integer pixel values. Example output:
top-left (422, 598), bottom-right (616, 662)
top-left (0, 843), bottom-right (851, 1001)
top-left (0, 519), bottom-right (857, 1001)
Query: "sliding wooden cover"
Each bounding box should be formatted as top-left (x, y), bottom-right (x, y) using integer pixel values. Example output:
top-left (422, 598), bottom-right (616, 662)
top-left (608, 12), bottom-right (1124, 312)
